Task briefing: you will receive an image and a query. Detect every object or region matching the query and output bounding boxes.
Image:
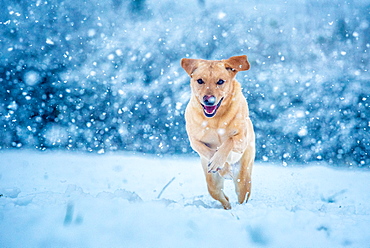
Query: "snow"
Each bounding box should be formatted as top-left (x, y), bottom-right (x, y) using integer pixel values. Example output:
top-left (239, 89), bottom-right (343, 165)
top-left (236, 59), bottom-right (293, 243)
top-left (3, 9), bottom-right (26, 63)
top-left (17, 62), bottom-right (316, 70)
top-left (23, 70), bottom-right (41, 86)
top-left (0, 0), bottom-right (369, 244)
top-left (1, 150), bottom-right (369, 247)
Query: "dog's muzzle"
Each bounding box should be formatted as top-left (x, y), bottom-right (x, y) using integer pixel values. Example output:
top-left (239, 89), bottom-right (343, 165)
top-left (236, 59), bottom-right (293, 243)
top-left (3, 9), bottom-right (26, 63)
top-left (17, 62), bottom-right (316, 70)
top-left (201, 96), bottom-right (223, 118)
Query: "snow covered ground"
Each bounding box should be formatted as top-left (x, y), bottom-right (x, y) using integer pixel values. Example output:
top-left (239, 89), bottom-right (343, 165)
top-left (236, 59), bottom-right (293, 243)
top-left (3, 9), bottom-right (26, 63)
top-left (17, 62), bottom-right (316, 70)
top-left (0, 150), bottom-right (369, 247)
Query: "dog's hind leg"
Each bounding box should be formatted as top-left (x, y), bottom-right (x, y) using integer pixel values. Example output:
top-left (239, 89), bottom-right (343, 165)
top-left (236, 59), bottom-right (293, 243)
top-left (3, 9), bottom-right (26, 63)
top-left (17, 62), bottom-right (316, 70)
top-left (233, 147), bottom-right (254, 204)
top-left (201, 158), bottom-right (231, 209)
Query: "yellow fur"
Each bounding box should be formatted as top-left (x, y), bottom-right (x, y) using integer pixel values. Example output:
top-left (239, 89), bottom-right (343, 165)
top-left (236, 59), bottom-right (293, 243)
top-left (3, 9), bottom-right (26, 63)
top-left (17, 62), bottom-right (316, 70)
top-left (181, 55), bottom-right (255, 209)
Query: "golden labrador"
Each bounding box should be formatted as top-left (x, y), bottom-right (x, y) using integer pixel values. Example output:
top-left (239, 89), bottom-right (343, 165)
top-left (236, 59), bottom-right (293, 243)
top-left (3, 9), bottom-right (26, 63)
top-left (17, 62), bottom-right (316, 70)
top-left (181, 55), bottom-right (255, 209)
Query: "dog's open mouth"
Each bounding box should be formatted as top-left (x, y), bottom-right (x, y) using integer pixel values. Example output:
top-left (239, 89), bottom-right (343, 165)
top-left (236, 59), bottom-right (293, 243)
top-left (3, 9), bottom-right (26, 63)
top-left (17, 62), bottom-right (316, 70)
top-left (201, 97), bottom-right (224, 118)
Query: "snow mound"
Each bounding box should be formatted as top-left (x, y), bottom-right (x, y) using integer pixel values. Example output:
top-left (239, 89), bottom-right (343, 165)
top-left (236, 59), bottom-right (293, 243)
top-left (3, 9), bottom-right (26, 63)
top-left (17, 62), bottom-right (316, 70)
top-left (0, 187), bottom-right (21, 198)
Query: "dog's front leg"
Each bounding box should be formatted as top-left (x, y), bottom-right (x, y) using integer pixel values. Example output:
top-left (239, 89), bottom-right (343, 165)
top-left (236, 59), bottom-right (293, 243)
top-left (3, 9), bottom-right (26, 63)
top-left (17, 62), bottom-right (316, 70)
top-left (189, 136), bottom-right (216, 160)
top-left (201, 157), bottom-right (231, 209)
top-left (208, 138), bottom-right (234, 173)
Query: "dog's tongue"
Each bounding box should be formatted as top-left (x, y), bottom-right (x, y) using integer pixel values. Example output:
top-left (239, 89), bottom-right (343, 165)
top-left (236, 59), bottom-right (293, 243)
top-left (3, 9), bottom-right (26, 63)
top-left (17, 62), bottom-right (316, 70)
top-left (204, 105), bottom-right (217, 114)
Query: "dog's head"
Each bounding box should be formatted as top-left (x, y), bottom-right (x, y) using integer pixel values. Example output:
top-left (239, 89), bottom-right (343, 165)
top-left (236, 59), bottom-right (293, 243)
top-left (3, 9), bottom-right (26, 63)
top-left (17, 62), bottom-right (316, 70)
top-left (181, 55), bottom-right (250, 118)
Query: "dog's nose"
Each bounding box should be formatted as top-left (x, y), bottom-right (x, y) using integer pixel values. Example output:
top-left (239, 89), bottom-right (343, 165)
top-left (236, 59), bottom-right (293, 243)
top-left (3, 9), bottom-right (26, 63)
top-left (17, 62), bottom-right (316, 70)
top-left (203, 95), bottom-right (216, 106)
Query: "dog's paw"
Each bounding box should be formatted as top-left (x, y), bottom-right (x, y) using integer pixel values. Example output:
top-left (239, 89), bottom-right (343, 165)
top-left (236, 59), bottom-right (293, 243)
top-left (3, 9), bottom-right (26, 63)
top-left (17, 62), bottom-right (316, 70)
top-left (223, 202), bottom-right (232, 210)
top-left (208, 152), bottom-right (227, 173)
top-left (207, 160), bottom-right (221, 173)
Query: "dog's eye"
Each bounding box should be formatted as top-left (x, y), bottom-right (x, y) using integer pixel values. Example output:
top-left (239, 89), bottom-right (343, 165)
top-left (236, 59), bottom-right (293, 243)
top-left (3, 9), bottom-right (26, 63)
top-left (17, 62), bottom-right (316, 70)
top-left (216, 79), bottom-right (225, 85)
top-left (197, 79), bottom-right (204, 84)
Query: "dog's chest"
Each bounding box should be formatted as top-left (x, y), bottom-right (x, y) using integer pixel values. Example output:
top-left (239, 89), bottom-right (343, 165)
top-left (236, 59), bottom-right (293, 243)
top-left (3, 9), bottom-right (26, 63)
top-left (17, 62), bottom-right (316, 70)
top-left (195, 121), bottom-right (231, 149)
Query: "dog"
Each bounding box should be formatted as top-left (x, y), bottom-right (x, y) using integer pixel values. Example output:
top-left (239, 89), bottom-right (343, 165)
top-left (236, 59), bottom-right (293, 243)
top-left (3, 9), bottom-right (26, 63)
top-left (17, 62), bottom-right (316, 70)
top-left (181, 55), bottom-right (255, 209)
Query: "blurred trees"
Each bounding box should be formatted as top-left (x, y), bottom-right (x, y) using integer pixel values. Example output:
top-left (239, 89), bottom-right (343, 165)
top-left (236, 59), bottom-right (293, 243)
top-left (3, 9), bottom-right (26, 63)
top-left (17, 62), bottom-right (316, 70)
top-left (0, 0), bottom-right (369, 167)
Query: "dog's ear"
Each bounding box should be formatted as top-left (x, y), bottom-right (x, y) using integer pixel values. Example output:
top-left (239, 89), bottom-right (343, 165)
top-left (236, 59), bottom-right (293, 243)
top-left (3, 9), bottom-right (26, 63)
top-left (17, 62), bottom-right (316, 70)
top-left (181, 58), bottom-right (199, 77)
top-left (224, 55), bottom-right (250, 72)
